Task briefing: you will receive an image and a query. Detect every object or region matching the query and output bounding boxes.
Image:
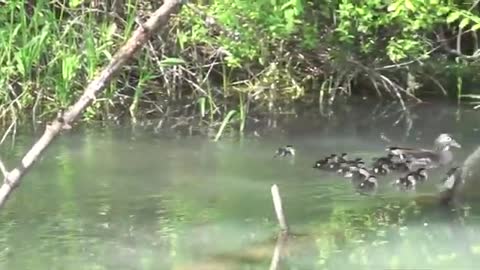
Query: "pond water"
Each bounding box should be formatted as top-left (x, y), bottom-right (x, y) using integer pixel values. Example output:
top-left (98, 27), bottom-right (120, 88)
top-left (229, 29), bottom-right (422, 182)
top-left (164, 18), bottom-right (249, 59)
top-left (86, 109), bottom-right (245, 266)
top-left (0, 101), bottom-right (479, 269)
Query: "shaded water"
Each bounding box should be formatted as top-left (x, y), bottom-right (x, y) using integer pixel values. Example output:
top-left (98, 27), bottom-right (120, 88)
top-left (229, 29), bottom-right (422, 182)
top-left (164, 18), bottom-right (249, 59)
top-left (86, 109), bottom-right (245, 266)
top-left (0, 102), bottom-right (479, 269)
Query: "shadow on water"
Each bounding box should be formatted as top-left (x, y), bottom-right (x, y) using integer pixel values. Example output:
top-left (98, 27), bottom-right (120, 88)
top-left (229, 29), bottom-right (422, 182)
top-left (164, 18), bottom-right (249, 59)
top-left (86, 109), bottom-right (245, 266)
top-left (0, 101), bottom-right (479, 269)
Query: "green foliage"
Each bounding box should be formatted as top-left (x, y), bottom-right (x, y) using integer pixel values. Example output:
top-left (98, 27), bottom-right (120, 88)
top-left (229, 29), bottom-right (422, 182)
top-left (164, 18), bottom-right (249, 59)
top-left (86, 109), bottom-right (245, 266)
top-left (0, 0), bottom-right (147, 123)
top-left (335, 0), bottom-right (480, 62)
top-left (179, 0), bottom-right (307, 67)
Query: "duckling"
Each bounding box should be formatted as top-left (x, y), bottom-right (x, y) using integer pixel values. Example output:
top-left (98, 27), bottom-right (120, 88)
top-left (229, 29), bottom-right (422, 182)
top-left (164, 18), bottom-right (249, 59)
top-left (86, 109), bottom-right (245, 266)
top-left (336, 155), bottom-right (362, 173)
top-left (324, 154), bottom-right (343, 171)
top-left (339, 153), bottom-right (349, 163)
top-left (274, 145), bottom-right (295, 158)
top-left (313, 155), bottom-right (332, 169)
top-left (348, 157), bottom-right (364, 165)
top-left (338, 165), bottom-right (360, 178)
top-left (351, 167), bottom-right (371, 183)
top-left (412, 168), bottom-right (428, 183)
top-left (328, 154), bottom-right (340, 165)
top-left (390, 159), bottom-right (413, 173)
top-left (372, 155), bottom-right (394, 167)
top-left (357, 175), bottom-right (378, 193)
top-left (394, 173), bottom-right (417, 190)
top-left (313, 159), bottom-right (327, 169)
top-left (313, 154), bottom-right (337, 169)
top-left (373, 163), bottom-right (390, 175)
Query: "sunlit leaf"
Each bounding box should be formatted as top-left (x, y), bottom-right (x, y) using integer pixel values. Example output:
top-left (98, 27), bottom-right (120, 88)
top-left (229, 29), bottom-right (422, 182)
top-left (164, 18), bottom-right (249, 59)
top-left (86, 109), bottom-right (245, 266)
top-left (459, 18), bottom-right (470, 29)
top-left (387, 1), bottom-right (402, 12)
top-left (70, 0), bottom-right (83, 8)
top-left (159, 57), bottom-right (186, 67)
top-left (405, 0), bottom-right (415, 11)
top-left (472, 24), bottom-right (480, 31)
top-left (446, 11), bottom-right (461, 23)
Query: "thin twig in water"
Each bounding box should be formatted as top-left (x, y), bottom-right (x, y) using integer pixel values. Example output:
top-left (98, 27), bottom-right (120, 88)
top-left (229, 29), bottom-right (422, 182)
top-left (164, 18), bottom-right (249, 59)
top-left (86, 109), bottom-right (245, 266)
top-left (0, 119), bottom-right (16, 146)
top-left (268, 232), bottom-right (288, 270)
top-left (271, 184), bottom-right (289, 233)
top-left (0, 159), bottom-right (8, 178)
top-left (31, 89), bottom-right (43, 127)
top-left (425, 74), bottom-right (447, 95)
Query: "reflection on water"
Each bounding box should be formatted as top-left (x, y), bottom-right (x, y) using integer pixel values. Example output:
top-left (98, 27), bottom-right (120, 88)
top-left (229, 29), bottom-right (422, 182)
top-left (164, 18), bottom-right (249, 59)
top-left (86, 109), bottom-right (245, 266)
top-left (0, 102), bottom-right (479, 269)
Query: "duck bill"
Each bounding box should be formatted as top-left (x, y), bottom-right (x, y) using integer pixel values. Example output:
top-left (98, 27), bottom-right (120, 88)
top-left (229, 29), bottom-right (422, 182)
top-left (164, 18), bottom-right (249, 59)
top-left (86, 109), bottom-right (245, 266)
top-left (451, 140), bottom-right (461, 148)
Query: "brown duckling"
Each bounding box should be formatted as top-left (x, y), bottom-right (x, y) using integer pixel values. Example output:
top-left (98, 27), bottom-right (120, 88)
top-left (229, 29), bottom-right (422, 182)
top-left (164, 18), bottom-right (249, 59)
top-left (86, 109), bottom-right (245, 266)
top-left (313, 154), bottom-right (336, 170)
top-left (357, 175), bottom-right (378, 194)
top-left (373, 163), bottom-right (390, 175)
top-left (274, 145), bottom-right (295, 158)
top-left (394, 173), bottom-right (418, 190)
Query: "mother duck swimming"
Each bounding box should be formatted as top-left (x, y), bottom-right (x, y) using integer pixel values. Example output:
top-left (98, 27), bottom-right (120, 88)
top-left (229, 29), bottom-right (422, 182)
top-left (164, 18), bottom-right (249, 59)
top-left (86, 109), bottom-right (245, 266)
top-left (387, 133), bottom-right (461, 169)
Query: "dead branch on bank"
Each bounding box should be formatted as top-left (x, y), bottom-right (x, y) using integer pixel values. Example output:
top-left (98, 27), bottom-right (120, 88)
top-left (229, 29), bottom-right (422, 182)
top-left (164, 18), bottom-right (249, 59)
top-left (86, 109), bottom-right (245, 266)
top-left (0, 0), bottom-right (184, 209)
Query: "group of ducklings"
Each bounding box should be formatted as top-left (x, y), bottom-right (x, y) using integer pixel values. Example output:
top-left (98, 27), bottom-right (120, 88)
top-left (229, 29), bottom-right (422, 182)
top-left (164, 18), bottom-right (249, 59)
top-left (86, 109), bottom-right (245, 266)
top-left (275, 133), bottom-right (463, 195)
top-left (313, 152), bottom-right (429, 193)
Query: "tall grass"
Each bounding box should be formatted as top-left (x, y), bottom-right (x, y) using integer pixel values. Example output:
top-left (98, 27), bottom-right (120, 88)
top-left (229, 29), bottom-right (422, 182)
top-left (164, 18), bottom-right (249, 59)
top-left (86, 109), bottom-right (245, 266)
top-left (0, 0), bottom-right (151, 125)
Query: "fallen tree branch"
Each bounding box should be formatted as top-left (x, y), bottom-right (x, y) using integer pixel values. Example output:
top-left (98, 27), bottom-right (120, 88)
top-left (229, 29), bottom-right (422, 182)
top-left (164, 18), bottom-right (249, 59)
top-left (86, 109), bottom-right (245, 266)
top-left (269, 231), bottom-right (288, 270)
top-left (271, 184), bottom-right (289, 233)
top-left (0, 0), bottom-right (183, 209)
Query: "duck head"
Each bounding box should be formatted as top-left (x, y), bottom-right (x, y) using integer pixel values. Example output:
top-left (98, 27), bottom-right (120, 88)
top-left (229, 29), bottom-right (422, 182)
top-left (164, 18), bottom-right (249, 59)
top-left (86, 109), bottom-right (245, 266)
top-left (313, 158), bottom-right (328, 168)
top-left (406, 174), bottom-right (417, 187)
top-left (416, 168), bottom-right (428, 180)
top-left (434, 134), bottom-right (461, 151)
top-left (284, 145), bottom-right (295, 156)
top-left (381, 163), bottom-right (390, 173)
top-left (360, 175), bottom-right (378, 189)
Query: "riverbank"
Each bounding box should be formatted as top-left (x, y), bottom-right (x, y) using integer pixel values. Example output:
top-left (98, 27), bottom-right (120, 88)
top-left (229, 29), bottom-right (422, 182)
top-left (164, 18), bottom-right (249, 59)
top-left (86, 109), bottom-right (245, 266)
top-left (1, 1), bottom-right (479, 137)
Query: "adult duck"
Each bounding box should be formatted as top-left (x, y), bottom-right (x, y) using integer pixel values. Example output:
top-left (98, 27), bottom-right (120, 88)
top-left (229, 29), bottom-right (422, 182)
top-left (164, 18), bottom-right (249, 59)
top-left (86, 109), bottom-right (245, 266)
top-left (386, 133), bottom-right (461, 169)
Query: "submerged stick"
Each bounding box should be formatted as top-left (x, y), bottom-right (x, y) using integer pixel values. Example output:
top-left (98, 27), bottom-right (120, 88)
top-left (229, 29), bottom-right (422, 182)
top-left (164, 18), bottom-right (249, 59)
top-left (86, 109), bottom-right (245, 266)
top-left (271, 184), bottom-right (289, 233)
top-left (0, 0), bottom-right (183, 209)
top-left (268, 231), bottom-right (288, 270)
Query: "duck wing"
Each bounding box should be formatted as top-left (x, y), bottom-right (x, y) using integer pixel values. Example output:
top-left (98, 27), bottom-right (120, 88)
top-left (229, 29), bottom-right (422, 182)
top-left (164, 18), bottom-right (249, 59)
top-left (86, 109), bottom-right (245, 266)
top-left (388, 146), bottom-right (441, 166)
top-left (387, 146), bottom-right (431, 155)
